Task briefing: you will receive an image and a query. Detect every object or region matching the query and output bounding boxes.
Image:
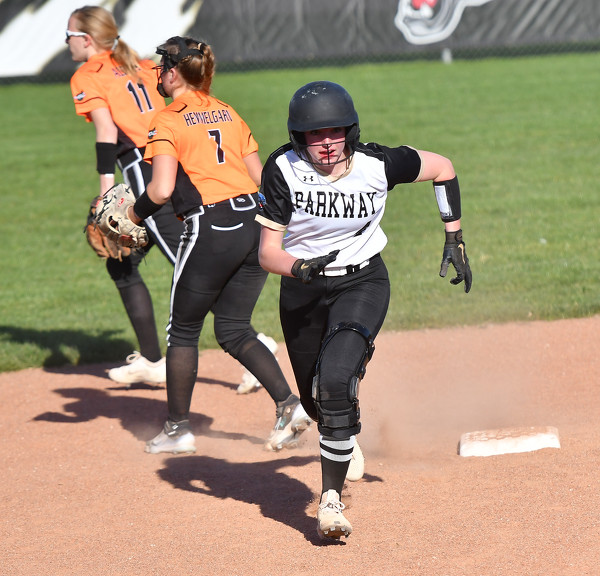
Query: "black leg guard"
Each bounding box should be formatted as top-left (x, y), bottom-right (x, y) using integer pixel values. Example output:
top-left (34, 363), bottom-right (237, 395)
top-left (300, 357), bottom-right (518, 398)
top-left (312, 322), bottom-right (375, 438)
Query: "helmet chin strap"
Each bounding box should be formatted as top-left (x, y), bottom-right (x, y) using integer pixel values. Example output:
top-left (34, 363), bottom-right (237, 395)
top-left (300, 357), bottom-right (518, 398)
top-left (157, 79), bottom-right (168, 98)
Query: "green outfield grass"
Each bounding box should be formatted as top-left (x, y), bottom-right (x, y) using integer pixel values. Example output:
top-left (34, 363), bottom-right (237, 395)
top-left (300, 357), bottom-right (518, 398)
top-left (1, 52), bottom-right (598, 372)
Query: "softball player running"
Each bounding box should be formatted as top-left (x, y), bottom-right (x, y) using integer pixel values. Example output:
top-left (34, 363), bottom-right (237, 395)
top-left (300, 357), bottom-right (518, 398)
top-left (67, 6), bottom-right (180, 384)
top-left (127, 37), bottom-right (311, 453)
top-left (257, 81), bottom-right (472, 539)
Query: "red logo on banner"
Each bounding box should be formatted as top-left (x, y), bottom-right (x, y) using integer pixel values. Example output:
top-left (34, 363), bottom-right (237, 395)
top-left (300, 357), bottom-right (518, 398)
top-left (412, 0), bottom-right (438, 8)
top-left (395, 0), bottom-right (496, 45)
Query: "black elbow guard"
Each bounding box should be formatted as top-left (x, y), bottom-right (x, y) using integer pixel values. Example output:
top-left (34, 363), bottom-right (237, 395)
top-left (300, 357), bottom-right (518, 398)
top-left (434, 175), bottom-right (461, 222)
top-left (96, 142), bottom-right (117, 175)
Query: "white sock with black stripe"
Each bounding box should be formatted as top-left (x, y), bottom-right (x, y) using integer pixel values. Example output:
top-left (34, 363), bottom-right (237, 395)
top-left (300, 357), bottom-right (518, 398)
top-left (320, 435), bottom-right (355, 496)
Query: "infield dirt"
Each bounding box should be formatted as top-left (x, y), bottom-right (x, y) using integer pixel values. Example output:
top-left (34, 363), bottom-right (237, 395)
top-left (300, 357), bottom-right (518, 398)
top-left (3, 317), bottom-right (600, 575)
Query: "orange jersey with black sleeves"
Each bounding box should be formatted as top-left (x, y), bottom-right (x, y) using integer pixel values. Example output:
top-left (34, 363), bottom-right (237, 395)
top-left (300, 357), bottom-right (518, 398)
top-left (70, 51), bottom-right (165, 152)
top-left (144, 90), bottom-right (259, 216)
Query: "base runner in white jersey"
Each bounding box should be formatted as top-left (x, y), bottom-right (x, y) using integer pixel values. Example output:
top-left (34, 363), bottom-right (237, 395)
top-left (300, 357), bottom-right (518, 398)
top-left (256, 81), bottom-right (472, 540)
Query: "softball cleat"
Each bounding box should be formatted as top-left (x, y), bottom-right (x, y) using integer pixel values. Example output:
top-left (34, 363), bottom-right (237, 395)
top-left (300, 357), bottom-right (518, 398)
top-left (345, 440), bottom-right (365, 482)
top-left (107, 352), bottom-right (166, 385)
top-left (145, 419), bottom-right (196, 454)
top-left (264, 396), bottom-right (312, 451)
top-left (317, 489), bottom-right (352, 540)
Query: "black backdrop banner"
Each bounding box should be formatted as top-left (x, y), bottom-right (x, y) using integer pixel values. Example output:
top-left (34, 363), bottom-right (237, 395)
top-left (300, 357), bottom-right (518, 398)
top-left (1, 0), bottom-right (599, 81)
top-left (187, 0), bottom-right (600, 65)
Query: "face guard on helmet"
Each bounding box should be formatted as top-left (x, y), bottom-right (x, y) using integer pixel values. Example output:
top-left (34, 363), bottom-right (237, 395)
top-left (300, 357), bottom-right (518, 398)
top-left (154, 36), bottom-right (204, 97)
top-left (287, 81), bottom-right (360, 165)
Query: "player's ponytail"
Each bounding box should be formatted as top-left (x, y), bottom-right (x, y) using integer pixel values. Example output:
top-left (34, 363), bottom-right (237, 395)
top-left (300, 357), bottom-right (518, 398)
top-left (111, 38), bottom-right (142, 83)
top-left (71, 6), bottom-right (142, 83)
top-left (157, 37), bottom-right (215, 94)
top-left (185, 42), bottom-right (215, 94)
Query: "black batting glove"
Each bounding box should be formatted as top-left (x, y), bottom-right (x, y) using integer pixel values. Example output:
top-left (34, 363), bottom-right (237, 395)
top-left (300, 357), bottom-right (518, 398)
top-left (291, 250), bottom-right (340, 284)
top-left (439, 229), bottom-right (472, 293)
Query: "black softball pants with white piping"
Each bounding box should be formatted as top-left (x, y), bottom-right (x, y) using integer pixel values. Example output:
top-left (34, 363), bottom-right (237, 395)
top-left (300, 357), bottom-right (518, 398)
top-left (165, 195), bottom-right (292, 422)
top-left (279, 255), bottom-right (391, 439)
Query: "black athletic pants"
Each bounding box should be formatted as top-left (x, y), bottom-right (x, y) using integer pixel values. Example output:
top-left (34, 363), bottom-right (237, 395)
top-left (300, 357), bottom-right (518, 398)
top-left (279, 255), bottom-right (390, 439)
top-left (165, 194), bottom-right (292, 421)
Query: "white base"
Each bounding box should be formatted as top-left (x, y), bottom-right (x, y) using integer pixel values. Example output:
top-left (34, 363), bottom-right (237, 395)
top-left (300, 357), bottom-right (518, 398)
top-left (459, 426), bottom-right (560, 457)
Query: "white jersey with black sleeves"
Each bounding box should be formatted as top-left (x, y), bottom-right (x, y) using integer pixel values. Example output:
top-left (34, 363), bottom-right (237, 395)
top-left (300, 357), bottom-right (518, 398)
top-left (257, 142), bottom-right (422, 267)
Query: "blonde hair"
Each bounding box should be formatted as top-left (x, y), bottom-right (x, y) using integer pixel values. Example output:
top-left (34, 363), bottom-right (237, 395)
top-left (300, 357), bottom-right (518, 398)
top-left (158, 37), bottom-right (215, 94)
top-left (71, 5), bottom-right (141, 81)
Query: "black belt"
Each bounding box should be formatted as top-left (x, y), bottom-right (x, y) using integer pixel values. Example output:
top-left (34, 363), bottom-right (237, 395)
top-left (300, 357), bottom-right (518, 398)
top-left (181, 193), bottom-right (258, 220)
top-left (321, 253), bottom-right (381, 276)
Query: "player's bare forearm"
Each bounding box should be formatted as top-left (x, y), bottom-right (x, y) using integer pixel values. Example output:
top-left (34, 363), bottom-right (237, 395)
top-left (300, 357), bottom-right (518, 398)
top-left (444, 218), bottom-right (461, 232)
top-left (148, 155), bottom-right (177, 203)
top-left (258, 227), bottom-right (297, 277)
top-left (243, 152), bottom-right (263, 187)
top-left (99, 173), bottom-right (115, 197)
top-left (259, 245), bottom-right (297, 277)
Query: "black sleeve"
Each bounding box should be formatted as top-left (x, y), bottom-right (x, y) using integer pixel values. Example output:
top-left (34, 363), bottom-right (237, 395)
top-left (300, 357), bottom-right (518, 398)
top-left (358, 142), bottom-right (422, 190)
top-left (259, 146), bottom-right (295, 227)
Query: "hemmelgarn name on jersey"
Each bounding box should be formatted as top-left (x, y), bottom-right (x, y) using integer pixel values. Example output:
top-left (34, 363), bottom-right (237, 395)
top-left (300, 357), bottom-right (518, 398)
top-left (183, 109), bottom-right (233, 127)
top-left (294, 190), bottom-right (377, 218)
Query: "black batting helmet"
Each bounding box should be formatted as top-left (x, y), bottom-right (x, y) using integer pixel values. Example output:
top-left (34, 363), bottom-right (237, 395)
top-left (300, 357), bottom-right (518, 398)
top-left (288, 81), bottom-right (360, 157)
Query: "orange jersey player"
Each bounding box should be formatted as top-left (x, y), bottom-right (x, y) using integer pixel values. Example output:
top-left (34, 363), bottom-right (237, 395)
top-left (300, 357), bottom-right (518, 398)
top-left (71, 50), bottom-right (165, 153)
top-left (67, 5), bottom-right (182, 384)
top-left (128, 36), bottom-right (312, 455)
top-left (144, 91), bottom-right (259, 216)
